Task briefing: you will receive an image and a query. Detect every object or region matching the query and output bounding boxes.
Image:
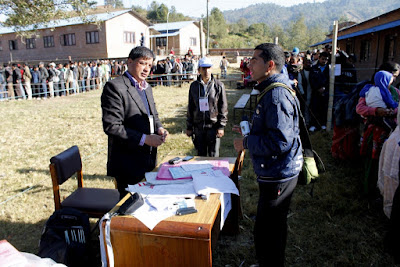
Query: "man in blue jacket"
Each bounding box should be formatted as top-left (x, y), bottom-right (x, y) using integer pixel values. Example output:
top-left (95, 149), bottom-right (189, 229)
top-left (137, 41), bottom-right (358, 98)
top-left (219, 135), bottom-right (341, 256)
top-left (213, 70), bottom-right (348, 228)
top-left (234, 43), bottom-right (303, 267)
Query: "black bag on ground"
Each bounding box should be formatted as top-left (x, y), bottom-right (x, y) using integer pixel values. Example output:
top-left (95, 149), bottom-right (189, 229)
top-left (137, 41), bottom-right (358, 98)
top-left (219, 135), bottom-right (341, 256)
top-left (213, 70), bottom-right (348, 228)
top-left (38, 208), bottom-right (91, 266)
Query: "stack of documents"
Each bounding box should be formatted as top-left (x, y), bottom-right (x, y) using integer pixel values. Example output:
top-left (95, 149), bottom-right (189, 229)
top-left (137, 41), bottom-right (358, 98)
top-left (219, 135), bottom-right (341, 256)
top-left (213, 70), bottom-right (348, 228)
top-left (127, 159), bottom-right (238, 230)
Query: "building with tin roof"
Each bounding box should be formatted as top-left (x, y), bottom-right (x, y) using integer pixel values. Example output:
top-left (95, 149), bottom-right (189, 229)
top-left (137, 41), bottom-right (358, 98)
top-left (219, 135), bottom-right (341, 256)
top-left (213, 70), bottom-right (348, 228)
top-left (0, 10), bottom-right (153, 63)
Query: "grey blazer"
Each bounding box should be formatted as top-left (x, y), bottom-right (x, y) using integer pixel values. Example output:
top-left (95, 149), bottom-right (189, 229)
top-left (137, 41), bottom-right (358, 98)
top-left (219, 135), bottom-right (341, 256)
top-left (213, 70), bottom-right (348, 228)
top-left (101, 73), bottom-right (163, 182)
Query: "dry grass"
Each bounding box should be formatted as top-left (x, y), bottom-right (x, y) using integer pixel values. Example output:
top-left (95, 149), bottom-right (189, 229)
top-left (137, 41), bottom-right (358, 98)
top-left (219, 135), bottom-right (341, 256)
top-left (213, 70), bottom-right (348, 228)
top-left (0, 72), bottom-right (396, 266)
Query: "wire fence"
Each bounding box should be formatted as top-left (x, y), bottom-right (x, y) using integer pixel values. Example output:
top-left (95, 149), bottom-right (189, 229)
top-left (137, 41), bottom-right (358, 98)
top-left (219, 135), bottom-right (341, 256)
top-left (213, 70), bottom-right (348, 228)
top-left (0, 77), bottom-right (107, 101)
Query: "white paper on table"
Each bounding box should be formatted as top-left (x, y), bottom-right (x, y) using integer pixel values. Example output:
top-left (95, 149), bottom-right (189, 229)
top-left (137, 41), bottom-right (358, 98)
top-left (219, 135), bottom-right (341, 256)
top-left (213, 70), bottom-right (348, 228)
top-left (220, 193), bottom-right (231, 230)
top-left (145, 196), bottom-right (195, 211)
top-left (127, 182), bottom-right (196, 199)
top-left (145, 172), bottom-right (192, 185)
top-left (334, 64), bottom-right (341, 76)
top-left (130, 201), bottom-right (176, 230)
top-left (192, 171), bottom-right (239, 196)
top-left (180, 163), bottom-right (213, 172)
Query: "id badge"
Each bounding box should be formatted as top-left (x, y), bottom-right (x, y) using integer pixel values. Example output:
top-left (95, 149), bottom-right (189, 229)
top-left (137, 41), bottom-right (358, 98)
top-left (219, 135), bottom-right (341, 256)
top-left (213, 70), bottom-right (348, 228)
top-left (148, 115), bottom-right (154, 134)
top-left (199, 98), bottom-right (209, 112)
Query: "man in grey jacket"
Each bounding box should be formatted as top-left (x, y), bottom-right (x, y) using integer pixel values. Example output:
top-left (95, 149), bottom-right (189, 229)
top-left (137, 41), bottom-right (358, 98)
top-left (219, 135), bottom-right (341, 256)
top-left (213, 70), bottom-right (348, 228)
top-left (186, 57), bottom-right (228, 157)
top-left (101, 46), bottom-right (169, 199)
top-left (39, 62), bottom-right (48, 98)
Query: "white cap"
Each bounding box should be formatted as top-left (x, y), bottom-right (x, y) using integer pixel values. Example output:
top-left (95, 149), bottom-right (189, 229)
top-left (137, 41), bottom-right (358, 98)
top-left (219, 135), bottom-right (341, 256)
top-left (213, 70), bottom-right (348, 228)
top-left (198, 57), bottom-right (213, 67)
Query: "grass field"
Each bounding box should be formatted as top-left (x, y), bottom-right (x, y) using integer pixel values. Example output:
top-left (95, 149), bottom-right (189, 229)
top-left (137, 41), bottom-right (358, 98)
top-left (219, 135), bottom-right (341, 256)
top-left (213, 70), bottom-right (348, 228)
top-left (0, 73), bottom-right (396, 266)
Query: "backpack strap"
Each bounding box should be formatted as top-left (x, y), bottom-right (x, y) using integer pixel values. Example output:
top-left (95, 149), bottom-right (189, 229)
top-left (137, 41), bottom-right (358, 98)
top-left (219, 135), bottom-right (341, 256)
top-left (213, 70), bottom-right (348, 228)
top-left (256, 82), bottom-right (295, 105)
top-left (256, 82), bottom-right (313, 151)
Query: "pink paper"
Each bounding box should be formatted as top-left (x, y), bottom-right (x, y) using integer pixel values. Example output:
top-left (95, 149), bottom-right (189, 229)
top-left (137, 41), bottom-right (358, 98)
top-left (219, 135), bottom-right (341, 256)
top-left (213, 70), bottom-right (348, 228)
top-left (156, 160), bottom-right (231, 180)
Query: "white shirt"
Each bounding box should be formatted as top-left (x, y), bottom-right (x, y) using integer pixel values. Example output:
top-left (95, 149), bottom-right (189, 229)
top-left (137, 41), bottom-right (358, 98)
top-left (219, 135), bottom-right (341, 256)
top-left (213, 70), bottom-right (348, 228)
top-left (365, 85), bottom-right (387, 108)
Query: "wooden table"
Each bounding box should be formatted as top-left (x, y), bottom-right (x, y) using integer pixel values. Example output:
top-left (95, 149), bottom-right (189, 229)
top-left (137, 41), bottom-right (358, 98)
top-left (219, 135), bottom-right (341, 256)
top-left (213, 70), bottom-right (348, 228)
top-left (103, 156), bottom-right (236, 267)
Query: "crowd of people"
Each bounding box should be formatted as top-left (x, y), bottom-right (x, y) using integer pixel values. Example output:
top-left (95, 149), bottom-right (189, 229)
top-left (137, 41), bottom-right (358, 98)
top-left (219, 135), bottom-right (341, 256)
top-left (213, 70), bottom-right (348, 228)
top-left (149, 53), bottom-right (199, 86)
top-left (0, 59), bottom-right (130, 100)
top-left (237, 44), bottom-right (400, 264)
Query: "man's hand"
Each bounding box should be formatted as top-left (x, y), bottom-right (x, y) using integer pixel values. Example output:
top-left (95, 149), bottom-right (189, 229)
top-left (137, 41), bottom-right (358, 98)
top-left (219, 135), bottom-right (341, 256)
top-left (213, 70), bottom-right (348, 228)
top-left (318, 87), bottom-right (326, 94)
top-left (375, 107), bottom-right (391, 117)
top-left (145, 134), bottom-right (164, 147)
top-left (157, 128), bottom-right (169, 142)
top-left (186, 129), bottom-right (193, 137)
top-left (216, 129), bottom-right (224, 138)
top-left (234, 138), bottom-right (244, 153)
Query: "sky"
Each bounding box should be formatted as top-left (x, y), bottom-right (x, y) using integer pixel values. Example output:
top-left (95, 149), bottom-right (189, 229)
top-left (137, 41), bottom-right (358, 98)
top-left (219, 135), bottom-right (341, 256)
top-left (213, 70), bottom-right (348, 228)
top-left (99, 0), bottom-right (326, 18)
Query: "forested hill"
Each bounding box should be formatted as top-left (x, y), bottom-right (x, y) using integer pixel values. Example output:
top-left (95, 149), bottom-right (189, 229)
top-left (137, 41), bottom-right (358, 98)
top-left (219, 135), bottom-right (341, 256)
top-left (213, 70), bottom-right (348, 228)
top-left (223, 0), bottom-right (400, 28)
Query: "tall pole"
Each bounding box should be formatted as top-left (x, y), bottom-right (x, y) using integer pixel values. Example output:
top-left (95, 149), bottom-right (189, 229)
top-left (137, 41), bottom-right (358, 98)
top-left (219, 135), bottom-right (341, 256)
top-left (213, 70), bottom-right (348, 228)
top-left (199, 19), bottom-right (204, 58)
top-left (326, 20), bottom-right (338, 132)
top-left (206, 0), bottom-right (209, 55)
top-left (274, 37), bottom-right (279, 45)
top-left (166, 11), bottom-right (170, 56)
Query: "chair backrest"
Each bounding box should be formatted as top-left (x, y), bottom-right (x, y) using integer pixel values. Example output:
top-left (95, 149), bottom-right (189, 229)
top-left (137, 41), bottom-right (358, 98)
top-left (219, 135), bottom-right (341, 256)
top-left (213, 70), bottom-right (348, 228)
top-left (49, 146), bottom-right (83, 210)
top-left (50, 146), bottom-right (82, 185)
top-left (234, 149), bottom-right (245, 177)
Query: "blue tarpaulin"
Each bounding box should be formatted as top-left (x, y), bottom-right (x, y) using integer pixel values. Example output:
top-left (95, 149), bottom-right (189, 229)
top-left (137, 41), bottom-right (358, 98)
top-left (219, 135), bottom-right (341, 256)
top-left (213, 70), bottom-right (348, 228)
top-left (310, 19), bottom-right (400, 47)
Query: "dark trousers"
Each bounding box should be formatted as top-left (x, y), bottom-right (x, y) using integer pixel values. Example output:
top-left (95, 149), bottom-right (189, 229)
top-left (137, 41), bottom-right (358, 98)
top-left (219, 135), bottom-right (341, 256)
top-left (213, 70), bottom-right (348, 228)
top-left (254, 176), bottom-right (298, 267)
top-left (116, 175), bottom-right (144, 200)
top-left (193, 127), bottom-right (220, 157)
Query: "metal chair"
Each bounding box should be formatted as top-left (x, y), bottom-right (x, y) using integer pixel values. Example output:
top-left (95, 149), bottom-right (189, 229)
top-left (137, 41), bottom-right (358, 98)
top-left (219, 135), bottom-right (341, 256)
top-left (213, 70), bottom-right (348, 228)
top-left (49, 145), bottom-right (119, 218)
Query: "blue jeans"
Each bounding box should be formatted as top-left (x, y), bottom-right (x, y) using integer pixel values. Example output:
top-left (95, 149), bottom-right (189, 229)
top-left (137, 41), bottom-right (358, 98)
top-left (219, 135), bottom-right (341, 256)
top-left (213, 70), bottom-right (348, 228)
top-left (41, 80), bottom-right (48, 98)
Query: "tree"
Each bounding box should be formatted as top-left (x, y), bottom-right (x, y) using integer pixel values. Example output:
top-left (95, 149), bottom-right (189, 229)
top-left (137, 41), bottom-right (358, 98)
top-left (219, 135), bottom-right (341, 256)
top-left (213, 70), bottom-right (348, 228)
top-left (208, 8), bottom-right (227, 39)
top-left (105, 0), bottom-right (123, 8)
top-left (270, 24), bottom-right (289, 50)
top-left (131, 5), bottom-right (148, 19)
top-left (237, 18), bottom-right (248, 33)
top-left (147, 1), bottom-right (168, 22)
top-left (286, 15), bottom-right (308, 50)
top-left (168, 6), bottom-right (191, 22)
top-left (0, 0), bottom-right (97, 37)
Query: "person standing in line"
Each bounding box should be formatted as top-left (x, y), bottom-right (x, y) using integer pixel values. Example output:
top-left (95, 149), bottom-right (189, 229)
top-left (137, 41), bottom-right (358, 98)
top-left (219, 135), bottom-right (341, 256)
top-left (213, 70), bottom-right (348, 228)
top-left (47, 62), bottom-right (56, 98)
top-left (5, 63), bottom-right (14, 100)
top-left (0, 64), bottom-right (5, 100)
top-left (234, 43), bottom-right (302, 267)
top-left (31, 66), bottom-right (41, 98)
top-left (39, 62), bottom-right (48, 98)
top-left (186, 57), bottom-right (228, 157)
top-left (101, 46), bottom-right (169, 199)
top-left (56, 63), bottom-right (66, 96)
top-left (22, 63), bottom-right (32, 100)
top-left (12, 64), bottom-right (26, 99)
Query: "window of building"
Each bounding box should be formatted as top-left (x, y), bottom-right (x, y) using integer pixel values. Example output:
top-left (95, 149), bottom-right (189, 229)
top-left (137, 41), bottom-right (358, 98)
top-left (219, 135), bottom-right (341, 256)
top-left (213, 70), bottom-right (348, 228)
top-left (384, 35), bottom-right (397, 62)
top-left (9, 40), bottom-right (18, 50)
top-left (190, 37), bottom-right (197, 46)
top-left (60, 33), bottom-right (76, 46)
top-left (345, 39), bottom-right (354, 55)
top-left (26, 38), bottom-right (36, 49)
top-left (155, 37), bottom-right (166, 47)
top-left (124, 32), bottom-right (135, 43)
top-left (360, 39), bottom-right (371, 62)
top-left (43, 36), bottom-right (55, 48)
top-left (86, 31), bottom-right (99, 44)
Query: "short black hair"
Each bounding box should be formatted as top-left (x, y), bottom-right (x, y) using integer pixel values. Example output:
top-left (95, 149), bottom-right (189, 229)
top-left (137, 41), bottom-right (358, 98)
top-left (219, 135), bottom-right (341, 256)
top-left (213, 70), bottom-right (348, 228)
top-left (128, 46), bottom-right (155, 61)
top-left (254, 43), bottom-right (285, 72)
top-left (379, 61), bottom-right (400, 74)
top-left (320, 52), bottom-right (330, 58)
